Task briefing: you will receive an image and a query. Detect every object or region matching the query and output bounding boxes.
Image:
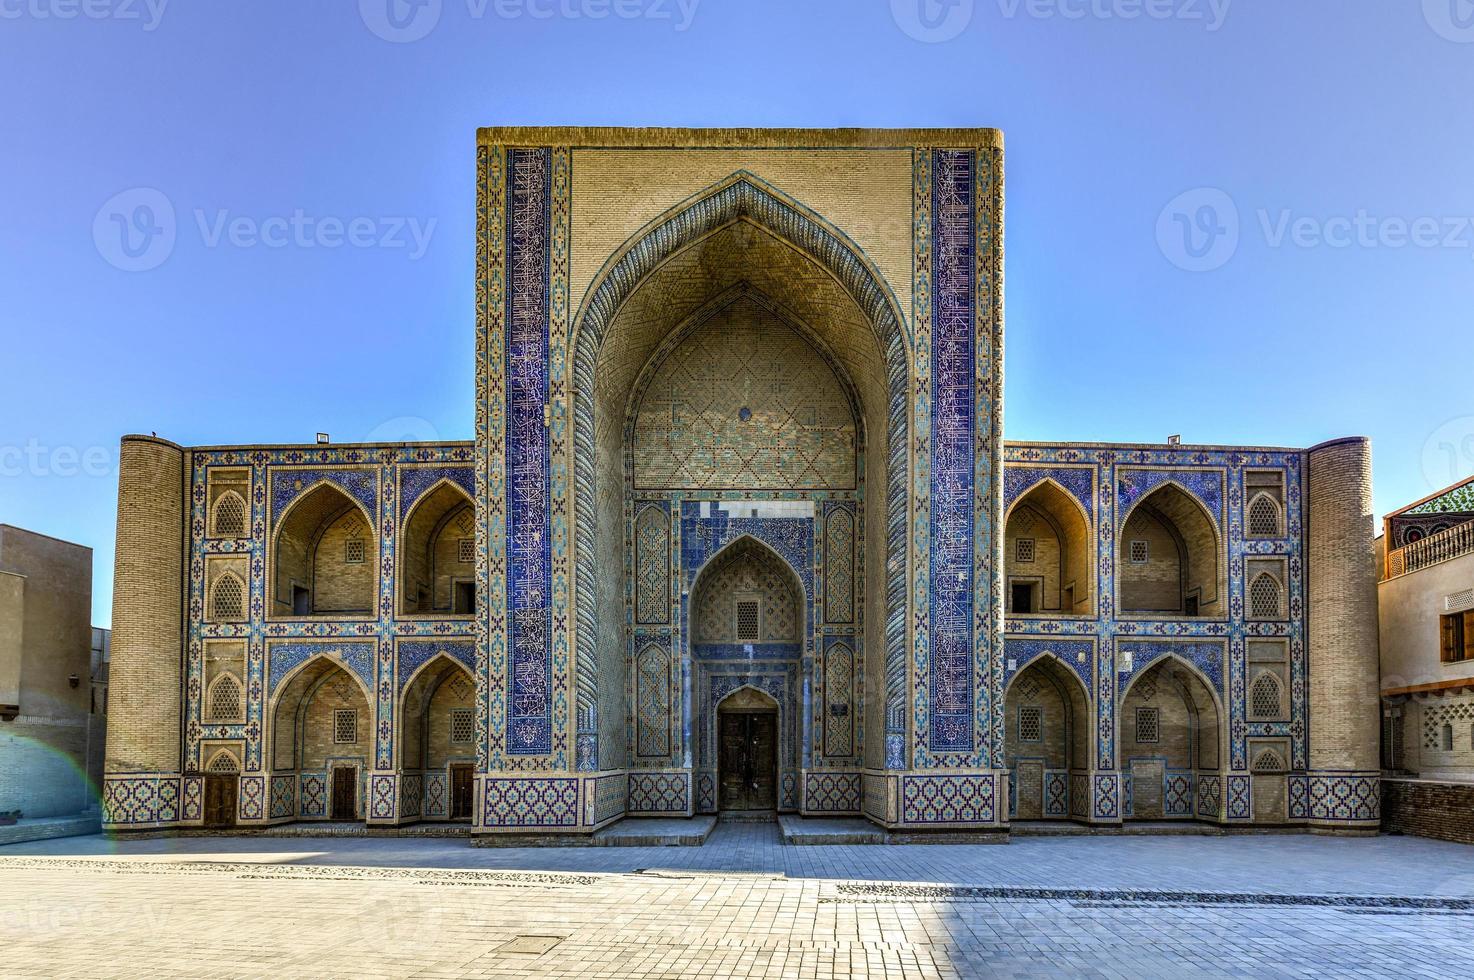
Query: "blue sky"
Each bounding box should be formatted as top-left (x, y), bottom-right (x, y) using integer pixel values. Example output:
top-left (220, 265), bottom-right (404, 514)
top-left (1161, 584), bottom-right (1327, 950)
top-left (3, 0), bottom-right (1472, 625)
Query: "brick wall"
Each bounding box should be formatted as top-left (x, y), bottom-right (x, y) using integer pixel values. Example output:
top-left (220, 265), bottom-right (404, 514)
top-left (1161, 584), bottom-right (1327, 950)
top-left (1383, 777), bottom-right (1474, 845)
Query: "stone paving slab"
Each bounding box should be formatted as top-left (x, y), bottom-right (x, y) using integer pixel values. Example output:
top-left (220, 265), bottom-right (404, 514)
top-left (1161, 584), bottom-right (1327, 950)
top-left (5, 826), bottom-right (1474, 977)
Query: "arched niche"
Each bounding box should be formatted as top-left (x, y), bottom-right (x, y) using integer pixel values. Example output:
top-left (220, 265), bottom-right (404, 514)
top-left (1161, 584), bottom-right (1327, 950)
top-left (1119, 655), bottom-right (1223, 820)
top-left (1003, 654), bottom-right (1091, 820)
top-left (272, 483), bottom-right (375, 618)
top-left (1005, 479), bottom-right (1094, 616)
top-left (400, 481), bottom-right (476, 616)
top-left (1119, 483), bottom-right (1223, 617)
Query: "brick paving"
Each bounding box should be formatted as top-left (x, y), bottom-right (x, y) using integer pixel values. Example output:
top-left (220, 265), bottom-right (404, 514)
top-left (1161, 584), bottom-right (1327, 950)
top-left (5, 825), bottom-right (1474, 978)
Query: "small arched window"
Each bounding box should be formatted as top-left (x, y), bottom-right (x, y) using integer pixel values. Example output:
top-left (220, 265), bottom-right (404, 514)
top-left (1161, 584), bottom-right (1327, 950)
top-left (1247, 494), bottom-right (1280, 538)
top-left (1251, 747), bottom-right (1286, 773)
top-left (205, 749), bottom-right (240, 773)
top-left (206, 673), bottom-right (243, 722)
top-left (1249, 573), bottom-right (1281, 620)
top-left (211, 491), bottom-right (248, 538)
top-left (210, 572), bottom-right (245, 621)
top-left (1250, 672), bottom-right (1282, 719)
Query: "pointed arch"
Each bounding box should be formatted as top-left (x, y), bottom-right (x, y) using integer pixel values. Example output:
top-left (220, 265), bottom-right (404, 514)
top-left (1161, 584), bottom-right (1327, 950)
top-left (1119, 652), bottom-right (1227, 807)
top-left (1119, 480), bottom-right (1224, 617)
top-left (690, 532), bottom-right (809, 608)
top-left (1249, 572), bottom-right (1283, 620)
top-left (399, 479), bottom-right (477, 616)
top-left (398, 652), bottom-right (476, 772)
top-left (208, 570), bottom-right (246, 622)
top-left (1005, 477), bottom-right (1095, 616)
top-left (714, 683), bottom-right (780, 713)
top-left (210, 489), bottom-right (249, 538)
top-left (1249, 670), bottom-right (1284, 720)
top-left (205, 671), bottom-right (244, 723)
top-left (1003, 651), bottom-right (1093, 819)
top-left (270, 480), bottom-right (377, 618)
top-left (1246, 492), bottom-right (1282, 538)
top-left (205, 747), bottom-right (241, 773)
top-left (268, 653), bottom-right (374, 776)
top-left (568, 172), bottom-right (912, 751)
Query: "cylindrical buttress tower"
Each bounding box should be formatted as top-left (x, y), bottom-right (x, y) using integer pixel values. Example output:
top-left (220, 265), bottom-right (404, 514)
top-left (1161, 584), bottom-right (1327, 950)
top-left (103, 436), bottom-right (187, 827)
top-left (1305, 436), bottom-right (1381, 833)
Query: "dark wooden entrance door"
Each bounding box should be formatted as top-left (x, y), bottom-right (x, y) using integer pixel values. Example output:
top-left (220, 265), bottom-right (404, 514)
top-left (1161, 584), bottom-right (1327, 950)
top-left (718, 710), bottom-right (777, 811)
top-left (450, 765), bottom-right (474, 820)
top-left (331, 767), bottom-right (356, 820)
top-left (203, 775), bottom-right (237, 828)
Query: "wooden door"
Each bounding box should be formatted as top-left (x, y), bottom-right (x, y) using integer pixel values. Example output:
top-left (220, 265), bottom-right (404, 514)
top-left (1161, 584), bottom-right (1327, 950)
top-left (450, 765), bottom-right (474, 820)
top-left (203, 775), bottom-right (237, 828)
top-left (718, 711), bottom-right (777, 811)
top-left (331, 767), bottom-right (356, 820)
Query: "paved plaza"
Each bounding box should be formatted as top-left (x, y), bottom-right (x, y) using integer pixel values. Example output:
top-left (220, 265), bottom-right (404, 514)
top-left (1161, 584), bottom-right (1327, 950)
top-left (5, 825), bottom-right (1474, 978)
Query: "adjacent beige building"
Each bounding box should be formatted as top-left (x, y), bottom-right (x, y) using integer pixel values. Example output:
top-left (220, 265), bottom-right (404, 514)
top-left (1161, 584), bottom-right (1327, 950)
top-left (0, 525), bottom-right (107, 839)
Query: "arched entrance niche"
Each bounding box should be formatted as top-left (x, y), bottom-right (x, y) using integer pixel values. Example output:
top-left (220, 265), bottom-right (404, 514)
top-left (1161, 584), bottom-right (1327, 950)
top-left (1119, 483), bottom-right (1223, 618)
top-left (271, 482), bottom-right (375, 618)
top-left (570, 174), bottom-right (912, 776)
top-left (269, 657), bottom-right (373, 822)
top-left (399, 481), bottom-right (477, 617)
top-left (1119, 655), bottom-right (1223, 820)
top-left (1004, 479), bottom-right (1094, 616)
top-left (1003, 654), bottom-right (1090, 820)
top-left (399, 655), bottom-right (477, 820)
top-left (688, 536), bottom-right (805, 813)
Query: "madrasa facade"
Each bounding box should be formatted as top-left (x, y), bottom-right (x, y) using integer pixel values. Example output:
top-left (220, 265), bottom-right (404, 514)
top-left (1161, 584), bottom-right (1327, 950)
top-left (101, 128), bottom-right (1383, 839)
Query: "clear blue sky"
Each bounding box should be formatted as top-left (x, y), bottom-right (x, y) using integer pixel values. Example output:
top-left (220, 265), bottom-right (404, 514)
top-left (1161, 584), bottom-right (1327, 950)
top-left (3, 0), bottom-right (1472, 626)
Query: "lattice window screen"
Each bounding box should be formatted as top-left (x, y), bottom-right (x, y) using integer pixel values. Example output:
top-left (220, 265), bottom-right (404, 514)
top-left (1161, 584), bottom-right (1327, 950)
top-left (1251, 748), bottom-right (1285, 773)
top-left (735, 599), bottom-right (760, 641)
top-left (344, 538), bottom-right (366, 564)
top-left (1250, 673), bottom-right (1282, 719)
top-left (210, 574), bottom-right (244, 621)
top-left (206, 751), bottom-right (240, 773)
top-left (212, 492), bottom-right (247, 537)
top-left (1019, 705), bottom-right (1043, 742)
top-left (1247, 495), bottom-right (1280, 537)
top-left (1136, 706), bottom-right (1160, 743)
top-left (1250, 574), bottom-right (1281, 619)
top-left (333, 709), bottom-right (357, 744)
top-left (450, 708), bottom-right (474, 744)
top-left (1016, 538), bottom-right (1036, 563)
top-left (208, 674), bottom-right (242, 721)
top-left (1129, 539), bottom-right (1149, 564)
top-left (457, 537), bottom-right (474, 564)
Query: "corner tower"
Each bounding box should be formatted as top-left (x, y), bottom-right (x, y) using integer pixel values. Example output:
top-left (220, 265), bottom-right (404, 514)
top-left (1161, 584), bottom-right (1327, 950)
top-left (1304, 436), bottom-right (1381, 832)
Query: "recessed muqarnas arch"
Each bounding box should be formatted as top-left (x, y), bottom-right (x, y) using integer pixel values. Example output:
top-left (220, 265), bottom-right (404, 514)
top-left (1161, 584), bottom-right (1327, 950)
top-left (568, 173), bottom-right (916, 740)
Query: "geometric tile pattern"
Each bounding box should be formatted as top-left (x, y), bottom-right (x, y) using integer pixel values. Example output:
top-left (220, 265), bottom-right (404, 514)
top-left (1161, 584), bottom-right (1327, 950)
top-left (900, 774), bottom-right (997, 824)
top-left (627, 772), bottom-right (689, 814)
top-left (482, 778), bottom-right (579, 828)
top-left (803, 772), bottom-right (862, 813)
